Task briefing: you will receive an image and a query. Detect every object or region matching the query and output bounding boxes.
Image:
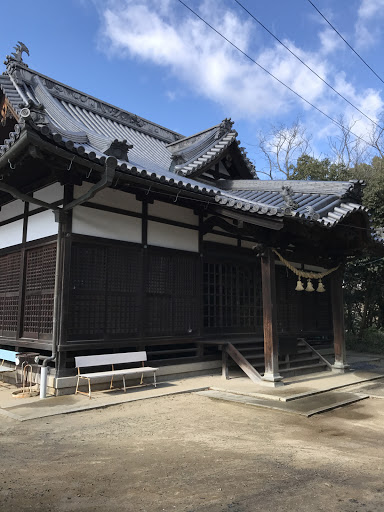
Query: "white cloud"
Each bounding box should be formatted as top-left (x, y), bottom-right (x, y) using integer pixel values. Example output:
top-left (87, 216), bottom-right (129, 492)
top-left (355, 0), bottom-right (384, 49)
top-left (98, 0), bottom-right (384, 151)
top-left (99, 0), bottom-right (332, 121)
top-left (318, 27), bottom-right (343, 55)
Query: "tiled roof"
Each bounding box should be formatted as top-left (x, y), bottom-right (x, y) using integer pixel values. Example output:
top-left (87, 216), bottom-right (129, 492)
top-left (219, 179), bottom-right (367, 227)
top-left (0, 75), bottom-right (24, 112)
top-left (0, 57), bottom-right (375, 232)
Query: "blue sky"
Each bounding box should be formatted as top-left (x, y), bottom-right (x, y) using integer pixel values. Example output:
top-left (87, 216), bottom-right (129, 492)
top-left (1, 0), bottom-right (384, 177)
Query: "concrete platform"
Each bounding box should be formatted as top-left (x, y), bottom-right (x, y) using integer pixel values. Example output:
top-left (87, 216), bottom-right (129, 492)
top-left (211, 368), bottom-right (384, 402)
top-left (0, 376), bottom-right (217, 422)
top-left (197, 389), bottom-right (369, 417)
top-left (1, 351), bottom-right (383, 422)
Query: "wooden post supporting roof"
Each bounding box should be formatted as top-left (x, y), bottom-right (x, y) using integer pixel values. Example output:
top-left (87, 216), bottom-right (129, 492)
top-left (331, 267), bottom-right (349, 372)
top-left (261, 248), bottom-right (283, 386)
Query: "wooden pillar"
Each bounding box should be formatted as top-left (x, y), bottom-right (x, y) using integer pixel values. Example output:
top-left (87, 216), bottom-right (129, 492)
top-left (57, 184), bottom-right (73, 378)
top-left (331, 267), bottom-right (349, 372)
top-left (261, 248), bottom-right (283, 384)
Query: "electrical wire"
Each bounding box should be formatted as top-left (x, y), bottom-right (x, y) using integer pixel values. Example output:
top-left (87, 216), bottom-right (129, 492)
top-left (233, 0), bottom-right (383, 131)
top-left (306, 0), bottom-right (384, 86)
top-left (176, 0), bottom-right (373, 149)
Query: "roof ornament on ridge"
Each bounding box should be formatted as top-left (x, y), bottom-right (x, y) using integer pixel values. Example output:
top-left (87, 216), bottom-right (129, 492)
top-left (4, 42), bottom-right (29, 67)
top-left (280, 185), bottom-right (299, 215)
top-left (215, 118), bottom-right (236, 139)
top-left (305, 205), bottom-right (320, 221)
top-left (105, 139), bottom-right (133, 162)
top-left (19, 100), bottom-right (49, 126)
top-left (237, 142), bottom-right (257, 177)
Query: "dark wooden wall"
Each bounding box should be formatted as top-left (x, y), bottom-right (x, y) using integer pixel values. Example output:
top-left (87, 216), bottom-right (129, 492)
top-left (67, 241), bottom-right (200, 341)
top-left (0, 242), bottom-right (56, 343)
top-left (0, 237), bottom-right (333, 356)
top-left (275, 265), bottom-right (333, 338)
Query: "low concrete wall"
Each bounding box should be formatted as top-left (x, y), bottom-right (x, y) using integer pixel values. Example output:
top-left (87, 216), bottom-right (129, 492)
top-left (54, 360), bottom-right (222, 396)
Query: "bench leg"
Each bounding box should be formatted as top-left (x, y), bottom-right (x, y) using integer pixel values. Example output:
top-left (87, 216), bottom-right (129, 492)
top-left (110, 373), bottom-right (114, 390)
top-left (88, 378), bottom-right (92, 399)
top-left (153, 372), bottom-right (157, 388)
top-left (75, 375), bottom-right (80, 395)
top-left (122, 375), bottom-right (126, 392)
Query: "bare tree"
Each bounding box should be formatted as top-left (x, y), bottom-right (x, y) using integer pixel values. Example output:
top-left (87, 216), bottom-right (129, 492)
top-left (328, 116), bottom-right (369, 168)
top-left (256, 119), bottom-right (311, 180)
top-left (367, 111), bottom-right (384, 159)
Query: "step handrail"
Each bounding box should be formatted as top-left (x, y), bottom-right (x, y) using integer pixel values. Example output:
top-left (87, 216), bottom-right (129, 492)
top-left (297, 338), bottom-right (333, 369)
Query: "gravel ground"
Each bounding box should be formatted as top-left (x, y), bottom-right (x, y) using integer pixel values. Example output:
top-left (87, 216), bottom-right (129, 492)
top-left (1, 392), bottom-right (384, 512)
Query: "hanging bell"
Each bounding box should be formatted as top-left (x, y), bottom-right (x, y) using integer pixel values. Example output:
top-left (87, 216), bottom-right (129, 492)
top-left (317, 279), bottom-right (325, 293)
top-left (306, 278), bottom-right (314, 292)
top-left (295, 278), bottom-right (304, 291)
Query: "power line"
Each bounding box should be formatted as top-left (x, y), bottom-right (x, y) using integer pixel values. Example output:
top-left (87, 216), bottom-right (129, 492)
top-left (234, 0), bottom-right (383, 131)
top-left (306, 0), bottom-right (384, 86)
top-left (176, 0), bottom-right (372, 148)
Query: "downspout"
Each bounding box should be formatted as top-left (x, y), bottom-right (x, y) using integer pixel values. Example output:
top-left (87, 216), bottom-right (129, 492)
top-left (39, 219), bottom-right (63, 398)
top-left (38, 156), bottom-right (117, 398)
top-left (0, 148), bottom-right (117, 397)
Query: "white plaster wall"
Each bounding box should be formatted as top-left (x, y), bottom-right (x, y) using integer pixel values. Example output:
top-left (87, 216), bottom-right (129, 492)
top-left (204, 233), bottom-right (238, 246)
top-left (148, 200), bottom-right (198, 225)
top-left (27, 210), bottom-right (58, 242)
top-left (0, 220), bottom-right (23, 249)
top-left (74, 183), bottom-right (142, 213)
top-left (72, 205), bottom-right (142, 243)
top-left (0, 200), bottom-right (24, 222)
top-left (30, 183), bottom-right (64, 211)
top-left (148, 221), bottom-right (198, 252)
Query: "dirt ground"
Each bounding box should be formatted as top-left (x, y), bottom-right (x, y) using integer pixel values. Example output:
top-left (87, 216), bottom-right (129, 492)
top-left (1, 392), bottom-right (384, 512)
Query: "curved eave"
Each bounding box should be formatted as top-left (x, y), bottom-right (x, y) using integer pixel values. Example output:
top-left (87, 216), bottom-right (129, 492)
top-left (0, 123), bottom-right (381, 249)
top-left (175, 131), bottom-right (238, 175)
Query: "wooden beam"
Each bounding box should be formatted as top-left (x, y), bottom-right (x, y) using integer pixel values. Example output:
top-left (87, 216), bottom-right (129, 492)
top-left (261, 248), bottom-right (283, 384)
top-left (225, 343), bottom-right (263, 383)
top-left (331, 267), bottom-right (349, 371)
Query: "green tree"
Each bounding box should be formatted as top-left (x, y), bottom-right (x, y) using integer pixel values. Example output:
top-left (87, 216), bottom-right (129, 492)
top-left (291, 154), bottom-right (350, 181)
top-left (292, 154), bottom-right (384, 343)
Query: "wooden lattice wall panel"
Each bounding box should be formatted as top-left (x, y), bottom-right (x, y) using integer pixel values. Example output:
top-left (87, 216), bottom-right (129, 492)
top-left (145, 250), bottom-right (200, 337)
top-left (0, 251), bottom-right (21, 336)
top-left (203, 259), bottom-right (262, 333)
top-left (23, 244), bottom-right (56, 339)
top-left (68, 244), bottom-right (200, 341)
top-left (276, 266), bottom-right (302, 334)
top-left (68, 244), bottom-right (143, 340)
top-left (276, 265), bottom-right (332, 334)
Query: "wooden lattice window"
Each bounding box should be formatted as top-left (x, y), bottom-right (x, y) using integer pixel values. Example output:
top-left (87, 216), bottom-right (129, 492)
top-left (203, 259), bottom-right (262, 333)
top-left (23, 244), bottom-right (56, 339)
top-left (0, 251), bottom-right (21, 336)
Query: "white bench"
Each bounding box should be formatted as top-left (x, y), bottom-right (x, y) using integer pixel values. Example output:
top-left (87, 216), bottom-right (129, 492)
top-left (75, 351), bottom-right (159, 399)
top-left (0, 349), bottom-right (19, 383)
